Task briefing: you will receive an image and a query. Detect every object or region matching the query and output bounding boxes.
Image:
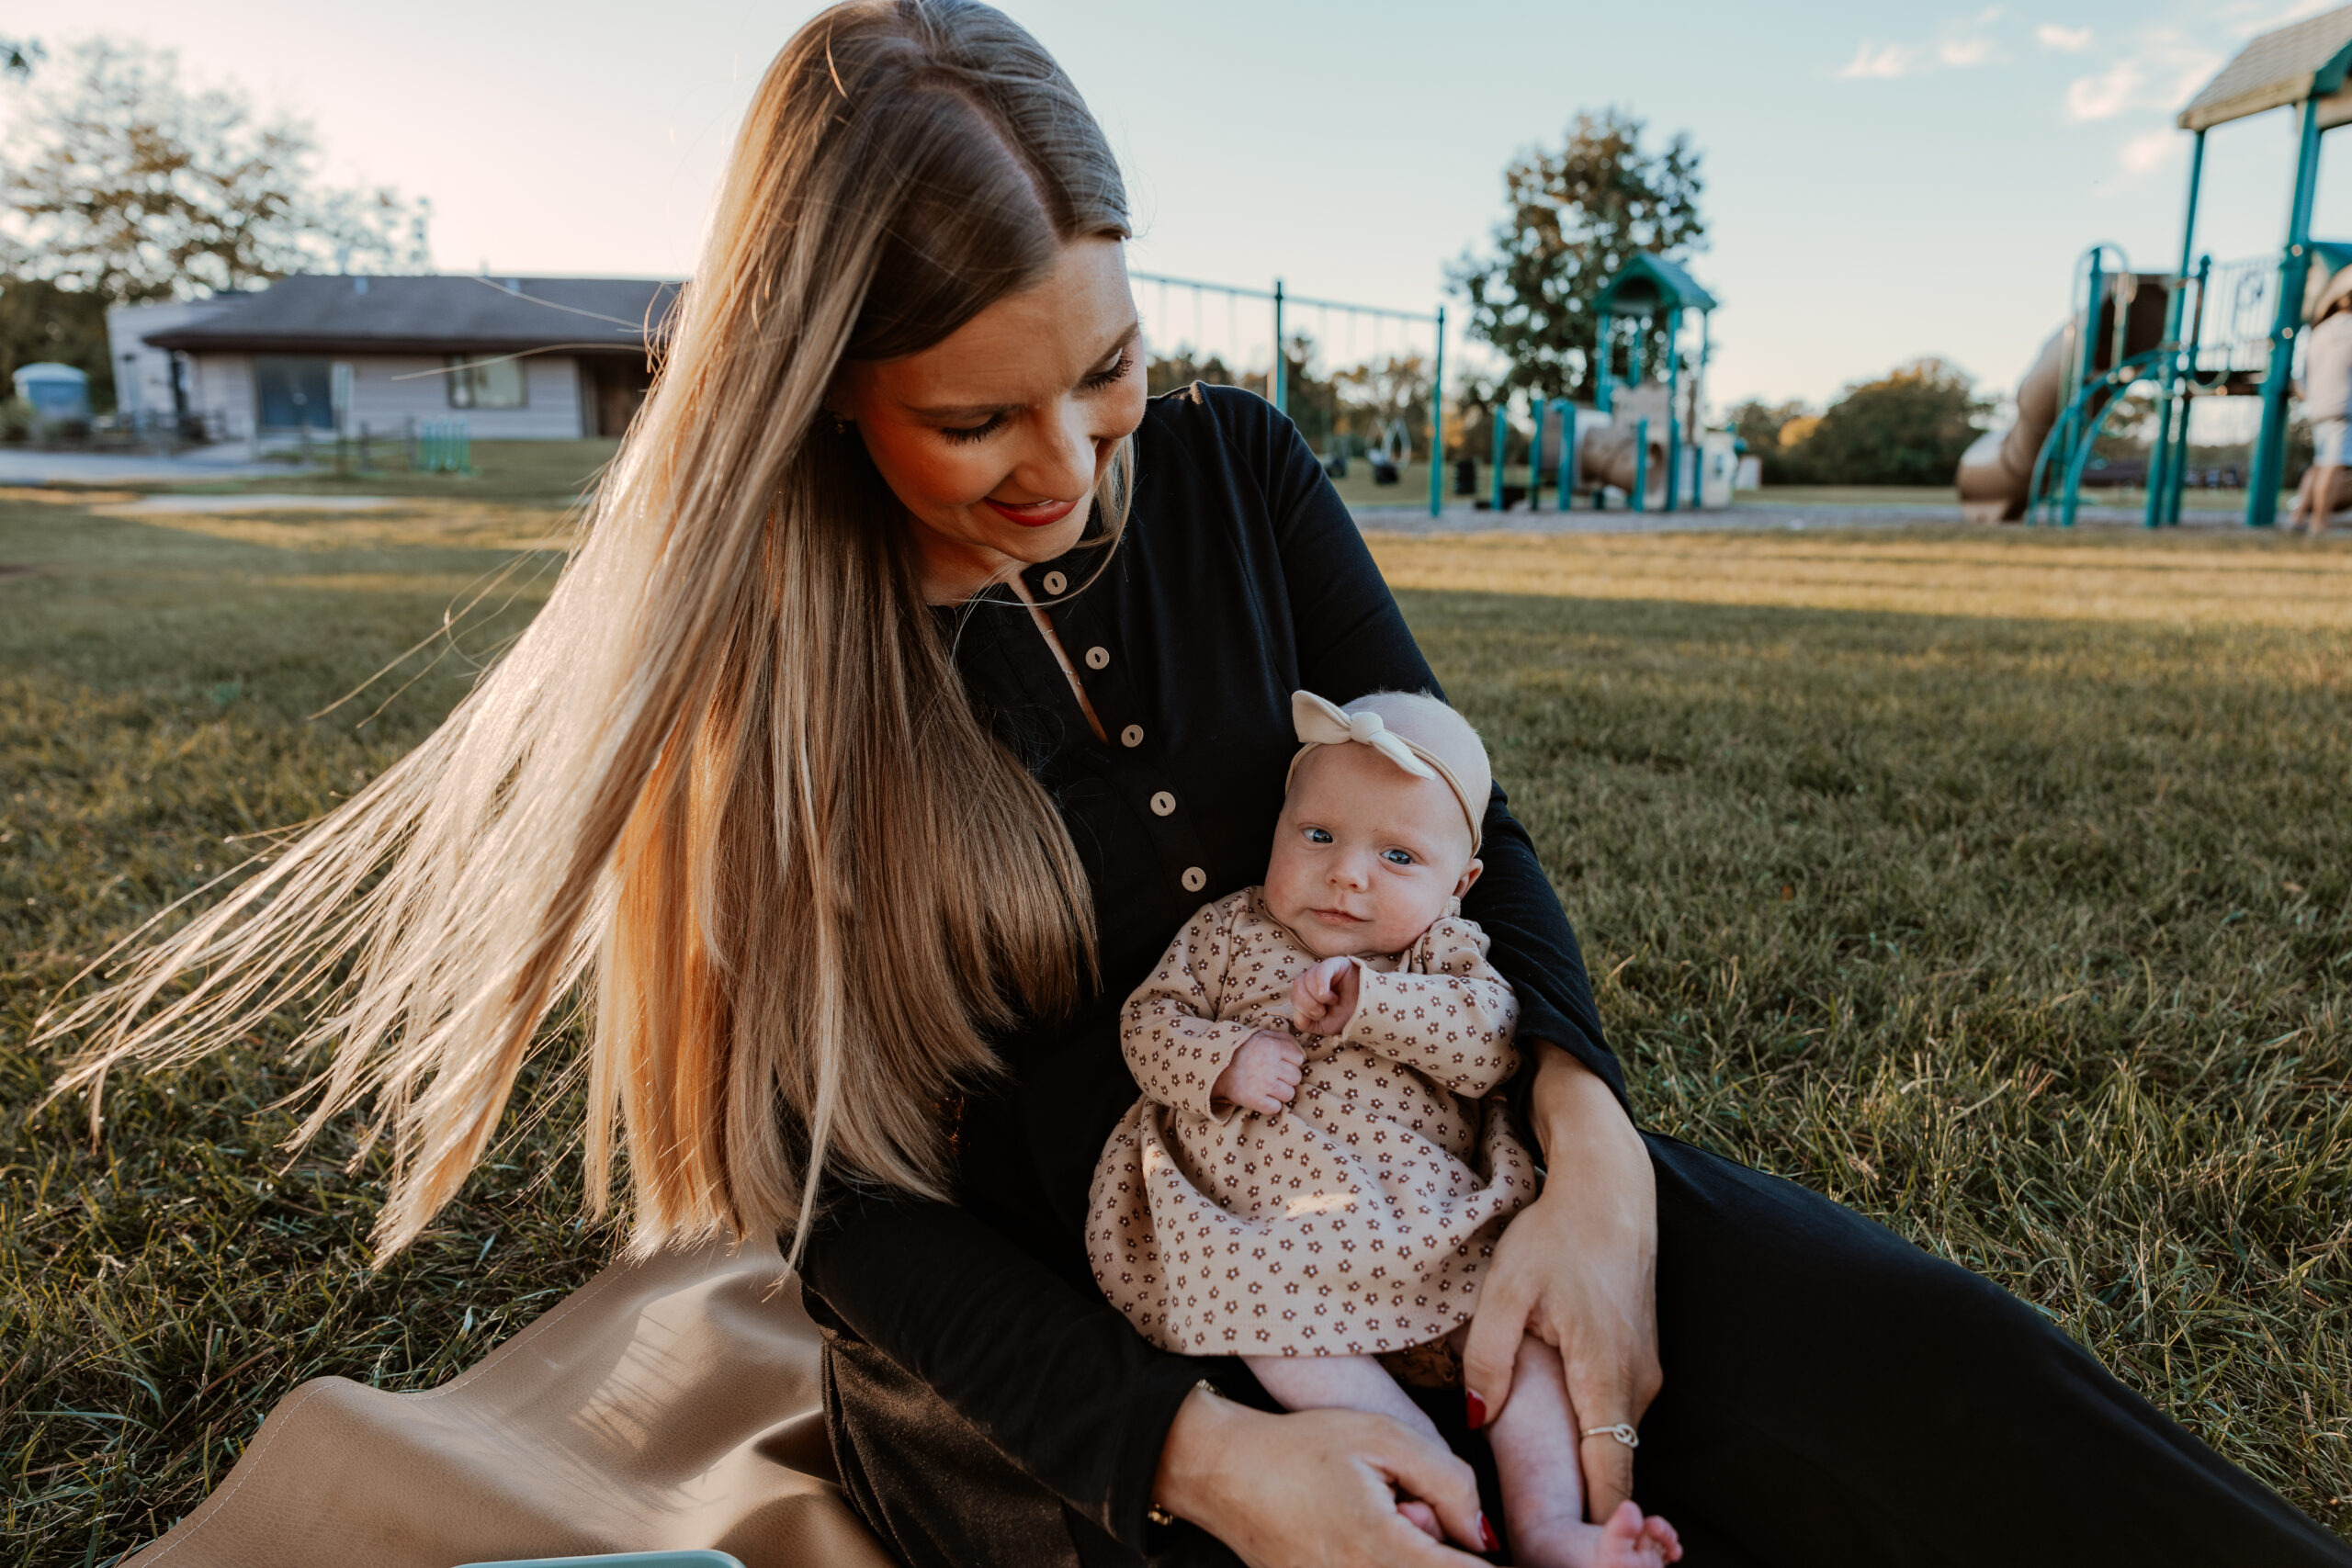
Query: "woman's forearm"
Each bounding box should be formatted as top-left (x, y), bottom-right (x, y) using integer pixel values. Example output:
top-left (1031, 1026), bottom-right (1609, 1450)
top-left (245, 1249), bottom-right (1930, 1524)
top-left (1528, 1038), bottom-right (1645, 1171)
top-left (800, 1190), bottom-right (1205, 1546)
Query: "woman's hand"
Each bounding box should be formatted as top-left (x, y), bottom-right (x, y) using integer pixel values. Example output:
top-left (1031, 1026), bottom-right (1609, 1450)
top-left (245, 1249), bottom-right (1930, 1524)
top-left (1153, 1384), bottom-right (1496, 1567)
top-left (1460, 1043), bottom-right (1660, 1522)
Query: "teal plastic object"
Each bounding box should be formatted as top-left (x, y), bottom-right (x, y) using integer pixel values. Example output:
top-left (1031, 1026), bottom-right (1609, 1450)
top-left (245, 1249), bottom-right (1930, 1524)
top-left (455, 1552), bottom-right (745, 1568)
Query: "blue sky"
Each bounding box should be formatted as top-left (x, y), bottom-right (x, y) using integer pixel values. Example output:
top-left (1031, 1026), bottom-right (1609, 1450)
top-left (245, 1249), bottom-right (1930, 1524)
top-left (9, 0), bottom-right (2349, 412)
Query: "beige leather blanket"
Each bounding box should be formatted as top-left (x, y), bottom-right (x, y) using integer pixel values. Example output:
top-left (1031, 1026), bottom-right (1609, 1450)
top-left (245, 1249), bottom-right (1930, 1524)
top-left (124, 1244), bottom-right (892, 1568)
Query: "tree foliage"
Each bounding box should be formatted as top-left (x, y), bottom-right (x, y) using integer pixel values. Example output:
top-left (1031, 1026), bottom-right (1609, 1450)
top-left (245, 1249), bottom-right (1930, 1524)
top-left (0, 278), bottom-right (112, 409)
top-left (1762, 358), bottom-right (1988, 486)
top-left (1450, 107), bottom-right (1706, 403)
top-left (0, 38), bottom-right (427, 305)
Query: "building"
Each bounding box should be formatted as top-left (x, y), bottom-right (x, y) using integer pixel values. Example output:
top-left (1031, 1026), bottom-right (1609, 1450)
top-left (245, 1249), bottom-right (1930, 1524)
top-left (107, 274), bottom-right (678, 443)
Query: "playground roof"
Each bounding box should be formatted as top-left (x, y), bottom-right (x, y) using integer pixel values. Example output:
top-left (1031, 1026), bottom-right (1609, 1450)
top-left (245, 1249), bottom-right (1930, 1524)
top-left (1591, 254), bottom-right (1716, 318)
top-left (2177, 3), bottom-right (2352, 132)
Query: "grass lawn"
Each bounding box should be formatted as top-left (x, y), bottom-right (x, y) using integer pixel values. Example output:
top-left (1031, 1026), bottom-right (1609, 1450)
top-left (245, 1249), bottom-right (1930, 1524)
top-left (3, 491), bottom-right (2349, 1562)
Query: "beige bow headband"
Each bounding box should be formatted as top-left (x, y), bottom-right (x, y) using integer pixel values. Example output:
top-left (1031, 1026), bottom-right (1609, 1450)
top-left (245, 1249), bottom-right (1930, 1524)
top-left (1286, 691), bottom-right (1483, 853)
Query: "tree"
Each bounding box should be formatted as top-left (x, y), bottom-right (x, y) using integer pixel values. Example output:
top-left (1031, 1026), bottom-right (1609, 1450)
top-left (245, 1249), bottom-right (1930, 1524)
top-left (2, 38), bottom-right (40, 79)
top-left (0, 278), bottom-right (111, 410)
top-left (1450, 107), bottom-right (1705, 404)
top-left (1788, 358), bottom-right (1986, 486)
top-left (0, 38), bottom-right (427, 305)
top-left (1335, 353), bottom-right (1433, 462)
top-left (1727, 397), bottom-right (1814, 484)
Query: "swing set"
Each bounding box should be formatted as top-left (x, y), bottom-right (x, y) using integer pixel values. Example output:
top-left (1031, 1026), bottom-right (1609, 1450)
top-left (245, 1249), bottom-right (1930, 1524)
top-left (1129, 270), bottom-right (1450, 516)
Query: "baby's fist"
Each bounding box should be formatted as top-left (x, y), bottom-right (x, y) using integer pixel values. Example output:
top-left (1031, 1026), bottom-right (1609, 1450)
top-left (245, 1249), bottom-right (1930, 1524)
top-left (1211, 1031), bottom-right (1305, 1118)
top-left (1290, 956), bottom-right (1360, 1037)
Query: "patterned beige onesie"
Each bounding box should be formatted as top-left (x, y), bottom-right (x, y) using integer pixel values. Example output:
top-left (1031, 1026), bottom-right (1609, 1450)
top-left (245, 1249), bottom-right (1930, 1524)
top-left (1087, 886), bottom-right (1537, 1359)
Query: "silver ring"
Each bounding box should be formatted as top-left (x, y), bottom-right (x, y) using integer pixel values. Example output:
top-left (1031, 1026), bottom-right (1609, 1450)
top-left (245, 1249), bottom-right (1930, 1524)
top-left (1580, 1423), bottom-right (1640, 1450)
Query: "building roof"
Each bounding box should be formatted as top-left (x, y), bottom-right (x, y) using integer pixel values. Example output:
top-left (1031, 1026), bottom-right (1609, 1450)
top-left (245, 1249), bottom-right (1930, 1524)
top-left (2178, 3), bottom-right (2352, 132)
top-left (141, 274), bottom-right (680, 356)
top-left (1591, 253), bottom-right (1717, 317)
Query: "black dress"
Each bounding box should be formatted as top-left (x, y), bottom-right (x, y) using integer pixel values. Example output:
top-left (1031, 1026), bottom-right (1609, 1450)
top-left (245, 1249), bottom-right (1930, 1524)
top-left (797, 384), bottom-right (2349, 1568)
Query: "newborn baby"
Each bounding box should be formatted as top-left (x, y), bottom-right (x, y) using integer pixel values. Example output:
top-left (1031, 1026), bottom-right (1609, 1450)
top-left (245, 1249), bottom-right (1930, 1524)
top-left (1088, 690), bottom-right (1679, 1567)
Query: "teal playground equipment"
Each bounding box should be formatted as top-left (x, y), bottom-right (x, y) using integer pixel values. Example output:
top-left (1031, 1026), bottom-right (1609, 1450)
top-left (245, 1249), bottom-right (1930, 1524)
top-left (1129, 271), bottom-right (1448, 515)
top-left (1958, 6), bottom-right (2352, 527)
top-left (414, 418), bottom-right (474, 475)
top-left (1482, 253), bottom-right (1736, 515)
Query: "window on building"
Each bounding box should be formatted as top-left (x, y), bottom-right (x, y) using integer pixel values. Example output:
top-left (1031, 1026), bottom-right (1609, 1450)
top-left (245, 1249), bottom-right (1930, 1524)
top-left (254, 355), bottom-right (334, 431)
top-left (447, 355), bottom-right (527, 410)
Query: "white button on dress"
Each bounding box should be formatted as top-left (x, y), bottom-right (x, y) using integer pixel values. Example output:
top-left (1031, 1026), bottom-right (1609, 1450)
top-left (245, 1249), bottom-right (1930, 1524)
top-left (1042, 570), bottom-right (1069, 595)
top-left (1149, 791), bottom-right (1176, 816)
top-left (1181, 866), bottom-right (1206, 892)
top-left (1085, 646), bottom-right (1110, 670)
top-left (1121, 725), bottom-right (1144, 748)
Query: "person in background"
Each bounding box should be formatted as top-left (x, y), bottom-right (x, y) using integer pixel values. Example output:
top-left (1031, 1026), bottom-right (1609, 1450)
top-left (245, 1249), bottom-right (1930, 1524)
top-left (2290, 269), bottom-right (2352, 536)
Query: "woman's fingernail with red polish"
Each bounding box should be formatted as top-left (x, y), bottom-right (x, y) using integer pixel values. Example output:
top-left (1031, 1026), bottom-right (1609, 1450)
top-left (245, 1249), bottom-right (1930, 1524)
top-left (1464, 1391), bottom-right (1487, 1429)
top-left (1478, 1512), bottom-right (1500, 1551)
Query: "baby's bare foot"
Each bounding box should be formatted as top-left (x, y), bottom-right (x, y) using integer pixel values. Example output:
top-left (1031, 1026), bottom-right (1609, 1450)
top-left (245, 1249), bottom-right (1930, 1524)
top-left (1510, 1498), bottom-right (1682, 1568)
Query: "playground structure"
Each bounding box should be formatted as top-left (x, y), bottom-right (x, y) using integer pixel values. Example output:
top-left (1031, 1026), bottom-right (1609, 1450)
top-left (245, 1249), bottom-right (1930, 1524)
top-left (1959, 5), bottom-right (2352, 527)
top-left (1129, 270), bottom-right (1451, 515)
top-left (1480, 253), bottom-right (1738, 515)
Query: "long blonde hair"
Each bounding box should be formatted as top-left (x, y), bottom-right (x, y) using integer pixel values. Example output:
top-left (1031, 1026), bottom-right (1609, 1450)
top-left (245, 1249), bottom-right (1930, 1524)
top-left (43, 0), bottom-right (1129, 1261)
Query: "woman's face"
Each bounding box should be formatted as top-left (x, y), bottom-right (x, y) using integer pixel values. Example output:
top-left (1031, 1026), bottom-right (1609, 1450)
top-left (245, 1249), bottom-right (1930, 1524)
top-left (833, 235), bottom-right (1147, 603)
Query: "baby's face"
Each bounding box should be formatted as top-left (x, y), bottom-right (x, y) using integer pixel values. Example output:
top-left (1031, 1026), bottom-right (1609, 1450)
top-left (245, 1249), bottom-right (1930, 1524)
top-left (1263, 743), bottom-right (1481, 959)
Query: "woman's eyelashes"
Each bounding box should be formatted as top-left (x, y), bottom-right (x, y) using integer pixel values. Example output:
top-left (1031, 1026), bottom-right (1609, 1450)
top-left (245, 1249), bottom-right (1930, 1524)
top-left (935, 348), bottom-right (1131, 445)
top-left (939, 412), bottom-right (1009, 445)
top-left (1081, 345), bottom-right (1134, 391)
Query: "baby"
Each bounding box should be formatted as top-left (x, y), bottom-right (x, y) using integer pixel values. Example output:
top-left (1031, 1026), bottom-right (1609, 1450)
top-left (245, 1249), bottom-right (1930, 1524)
top-left (1088, 691), bottom-right (1679, 1568)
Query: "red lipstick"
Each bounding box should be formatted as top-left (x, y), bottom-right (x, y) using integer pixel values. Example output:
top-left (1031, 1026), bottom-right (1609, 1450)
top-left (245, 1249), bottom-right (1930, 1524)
top-left (982, 497), bottom-right (1078, 528)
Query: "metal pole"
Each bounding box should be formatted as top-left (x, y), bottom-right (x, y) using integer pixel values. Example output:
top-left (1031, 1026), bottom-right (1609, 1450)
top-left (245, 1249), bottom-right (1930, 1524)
top-left (1271, 278), bottom-right (1286, 419)
top-left (1528, 396), bottom-right (1547, 514)
top-left (2251, 96), bottom-right (2325, 528)
top-left (1632, 418), bottom-right (1649, 513)
top-left (1555, 400), bottom-right (1577, 510)
top-left (1696, 309), bottom-right (1713, 508)
top-left (1664, 307), bottom-right (1684, 510)
top-left (1595, 311), bottom-right (1614, 412)
top-left (2146, 130), bottom-right (2207, 529)
top-left (1428, 304), bottom-right (1446, 519)
top-left (1490, 401), bottom-right (1509, 513)
top-left (2166, 255), bottom-right (2213, 525)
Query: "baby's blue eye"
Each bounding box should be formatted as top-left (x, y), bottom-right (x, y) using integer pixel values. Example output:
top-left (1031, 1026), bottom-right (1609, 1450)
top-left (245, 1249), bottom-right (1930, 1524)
top-left (1383, 848), bottom-right (1415, 866)
top-left (1305, 827), bottom-right (1333, 844)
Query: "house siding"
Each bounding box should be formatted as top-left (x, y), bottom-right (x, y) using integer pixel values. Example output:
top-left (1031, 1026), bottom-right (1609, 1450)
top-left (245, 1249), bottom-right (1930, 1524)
top-left (187, 355), bottom-right (255, 439)
top-left (338, 355), bottom-right (587, 439)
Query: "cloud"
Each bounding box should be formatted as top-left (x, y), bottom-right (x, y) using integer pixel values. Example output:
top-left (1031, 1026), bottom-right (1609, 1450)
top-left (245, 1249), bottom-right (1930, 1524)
top-left (1939, 36), bottom-right (1996, 66)
top-left (2036, 23), bottom-right (2093, 51)
top-left (2120, 129), bottom-right (2177, 173)
top-left (1839, 42), bottom-right (1918, 79)
top-left (2066, 62), bottom-right (2142, 119)
top-left (2062, 28), bottom-right (2222, 120)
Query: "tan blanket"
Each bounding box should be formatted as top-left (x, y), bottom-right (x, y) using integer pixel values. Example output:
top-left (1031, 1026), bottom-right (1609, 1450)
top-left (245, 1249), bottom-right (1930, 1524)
top-left (123, 1243), bottom-right (891, 1568)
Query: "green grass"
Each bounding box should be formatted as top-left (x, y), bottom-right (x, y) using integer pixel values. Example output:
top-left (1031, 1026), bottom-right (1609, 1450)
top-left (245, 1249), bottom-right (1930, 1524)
top-left (2, 498), bottom-right (2349, 1562)
top-left (158, 437), bottom-right (623, 508)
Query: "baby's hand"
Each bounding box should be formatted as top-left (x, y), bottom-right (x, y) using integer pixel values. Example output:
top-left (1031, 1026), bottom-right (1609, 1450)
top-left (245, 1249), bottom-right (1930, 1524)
top-left (1210, 1031), bottom-right (1305, 1118)
top-left (1290, 956), bottom-right (1360, 1037)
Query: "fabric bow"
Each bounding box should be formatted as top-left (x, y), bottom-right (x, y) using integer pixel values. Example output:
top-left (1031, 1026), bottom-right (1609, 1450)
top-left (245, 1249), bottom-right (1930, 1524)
top-left (1287, 691), bottom-right (1481, 852)
top-left (1291, 692), bottom-right (1437, 780)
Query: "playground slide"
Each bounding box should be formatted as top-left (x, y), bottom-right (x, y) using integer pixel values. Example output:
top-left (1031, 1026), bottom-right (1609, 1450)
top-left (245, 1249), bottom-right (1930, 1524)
top-left (1577, 385), bottom-right (1671, 508)
top-left (1956, 318), bottom-right (2076, 522)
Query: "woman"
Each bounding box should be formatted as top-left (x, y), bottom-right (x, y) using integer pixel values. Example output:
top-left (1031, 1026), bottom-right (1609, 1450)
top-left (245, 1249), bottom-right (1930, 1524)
top-left (56, 5), bottom-right (2351, 1566)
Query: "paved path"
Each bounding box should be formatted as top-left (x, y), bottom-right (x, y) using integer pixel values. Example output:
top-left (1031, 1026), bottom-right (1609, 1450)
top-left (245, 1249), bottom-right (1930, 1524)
top-left (1350, 498), bottom-right (2251, 536)
top-left (0, 448), bottom-right (285, 485)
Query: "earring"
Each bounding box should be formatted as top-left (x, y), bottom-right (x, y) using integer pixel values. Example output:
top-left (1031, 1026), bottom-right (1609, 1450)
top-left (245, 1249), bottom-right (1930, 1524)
top-left (829, 410), bottom-right (852, 434)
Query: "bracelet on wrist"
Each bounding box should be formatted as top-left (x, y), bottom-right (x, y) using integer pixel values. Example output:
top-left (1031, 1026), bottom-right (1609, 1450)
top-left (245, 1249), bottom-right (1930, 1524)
top-left (1147, 1379), bottom-right (1224, 1528)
